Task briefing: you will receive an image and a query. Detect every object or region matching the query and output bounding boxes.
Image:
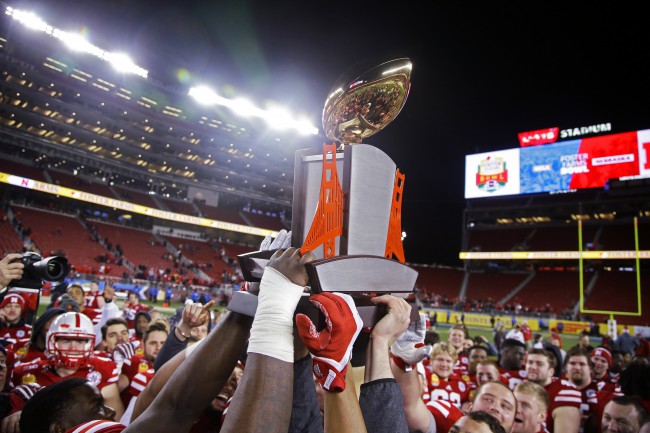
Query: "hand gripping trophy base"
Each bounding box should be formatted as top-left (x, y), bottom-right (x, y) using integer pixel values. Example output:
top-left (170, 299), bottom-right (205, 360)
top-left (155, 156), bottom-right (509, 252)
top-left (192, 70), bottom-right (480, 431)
top-left (228, 253), bottom-right (419, 327)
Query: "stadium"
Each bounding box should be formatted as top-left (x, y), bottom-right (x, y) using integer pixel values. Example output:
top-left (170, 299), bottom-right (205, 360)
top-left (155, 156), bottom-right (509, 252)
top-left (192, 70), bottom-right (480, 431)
top-left (0, 3), bottom-right (649, 342)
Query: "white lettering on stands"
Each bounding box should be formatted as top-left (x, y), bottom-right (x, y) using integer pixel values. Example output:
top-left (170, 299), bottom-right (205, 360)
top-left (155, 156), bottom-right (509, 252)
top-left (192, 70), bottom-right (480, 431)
top-left (560, 123), bottom-right (611, 139)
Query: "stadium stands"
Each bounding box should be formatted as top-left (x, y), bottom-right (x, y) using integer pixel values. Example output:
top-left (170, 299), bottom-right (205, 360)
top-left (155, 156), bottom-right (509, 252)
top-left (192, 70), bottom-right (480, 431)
top-left (160, 236), bottom-right (232, 282)
top-left (0, 209), bottom-right (24, 256)
top-left (196, 203), bottom-right (247, 225)
top-left (112, 186), bottom-right (160, 209)
top-left (11, 205), bottom-right (127, 277)
top-left (240, 211), bottom-right (287, 231)
top-left (464, 272), bottom-right (530, 304)
top-left (48, 169), bottom-right (119, 199)
top-left (413, 266), bottom-right (464, 300)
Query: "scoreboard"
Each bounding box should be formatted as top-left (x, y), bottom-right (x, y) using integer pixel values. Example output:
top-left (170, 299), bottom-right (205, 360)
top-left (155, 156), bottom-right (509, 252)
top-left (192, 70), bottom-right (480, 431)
top-left (465, 129), bottom-right (650, 199)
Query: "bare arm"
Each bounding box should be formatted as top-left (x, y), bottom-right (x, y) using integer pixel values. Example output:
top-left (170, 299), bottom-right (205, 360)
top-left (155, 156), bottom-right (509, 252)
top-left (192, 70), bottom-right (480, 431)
top-left (125, 310), bottom-right (253, 433)
top-left (130, 347), bottom-right (187, 422)
top-left (101, 383), bottom-right (125, 422)
top-left (221, 353), bottom-right (295, 433)
top-left (365, 295), bottom-right (411, 382)
top-left (323, 362), bottom-right (367, 433)
top-left (552, 406), bottom-right (581, 433)
top-left (220, 247), bottom-right (314, 433)
top-left (391, 363), bottom-right (433, 433)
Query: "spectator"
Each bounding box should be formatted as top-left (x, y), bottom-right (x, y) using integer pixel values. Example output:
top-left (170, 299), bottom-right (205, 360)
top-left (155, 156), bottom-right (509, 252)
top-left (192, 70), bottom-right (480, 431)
top-left (505, 325), bottom-right (524, 345)
top-left (0, 293), bottom-right (32, 346)
top-left (616, 327), bottom-right (639, 356)
top-left (494, 324), bottom-right (506, 354)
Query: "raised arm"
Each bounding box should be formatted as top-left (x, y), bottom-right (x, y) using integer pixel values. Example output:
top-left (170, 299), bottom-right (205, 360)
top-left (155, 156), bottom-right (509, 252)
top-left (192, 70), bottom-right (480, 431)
top-left (125, 306), bottom-right (253, 433)
top-left (220, 247), bottom-right (314, 433)
top-left (359, 295), bottom-right (413, 433)
top-left (296, 291), bottom-right (365, 433)
top-left (390, 312), bottom-right (436, 433)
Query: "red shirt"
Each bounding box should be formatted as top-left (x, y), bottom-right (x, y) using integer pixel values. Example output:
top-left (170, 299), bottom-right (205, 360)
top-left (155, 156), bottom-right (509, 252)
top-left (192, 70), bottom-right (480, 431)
top-left (426, 399), bottom-right (463, 432)
top-left (499, 367), bottom-right (526, 390)
top-left (122, 303), bottom-right (151, 329)
top-left (452, 353), bottom-right (469, 376)
top-left (66, 421), bottom-right (126, 433)
top-left (579, 382), bottom-right (622, 433)
top-left (543, 378), bottom-right (582, 433)
top-left (11, 355), bottom-right (119, 390)
top-left (426, 372), bottom-right (470, 407)
top-left (120, 354), bottom-right (153, 407)
top-left (82, 294), bottom-right (104, 324)
top-left (0, 323), bottom-right (32, 345)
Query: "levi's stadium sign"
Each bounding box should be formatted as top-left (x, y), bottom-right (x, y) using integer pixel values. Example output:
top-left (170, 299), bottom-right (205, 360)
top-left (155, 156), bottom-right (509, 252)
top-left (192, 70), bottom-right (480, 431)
top-left (518, 123), bottom-right (612, 147)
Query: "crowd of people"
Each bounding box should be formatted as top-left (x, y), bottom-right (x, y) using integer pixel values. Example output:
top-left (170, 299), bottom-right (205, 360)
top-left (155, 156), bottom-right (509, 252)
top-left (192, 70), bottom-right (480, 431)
top-left (0, 236), bottom-right (649, 433)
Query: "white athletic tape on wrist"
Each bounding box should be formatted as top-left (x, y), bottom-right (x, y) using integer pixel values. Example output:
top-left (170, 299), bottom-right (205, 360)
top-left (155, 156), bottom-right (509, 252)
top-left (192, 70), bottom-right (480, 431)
top-left (248, 267), bottom-right (305, 363)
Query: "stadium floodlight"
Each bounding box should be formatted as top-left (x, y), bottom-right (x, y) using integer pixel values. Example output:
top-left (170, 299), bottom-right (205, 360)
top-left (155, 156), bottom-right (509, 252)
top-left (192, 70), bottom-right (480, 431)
top-left (229, 98), bottom-right (262, 118)
top-left (104, 52), bottom-right (147, 77)
top-left (5, 6), bottom-right (148, 78)
top-left (189, 85), bottom-right (319, 136)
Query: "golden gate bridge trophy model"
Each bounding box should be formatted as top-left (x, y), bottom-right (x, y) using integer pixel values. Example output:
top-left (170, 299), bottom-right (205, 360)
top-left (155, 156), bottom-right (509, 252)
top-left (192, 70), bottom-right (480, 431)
top-left (229, 58), bottom-right (419, 327)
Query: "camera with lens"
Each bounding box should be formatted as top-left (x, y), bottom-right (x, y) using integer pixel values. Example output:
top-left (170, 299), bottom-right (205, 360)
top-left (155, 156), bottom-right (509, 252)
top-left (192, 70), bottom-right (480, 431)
top-left (9, 252), bottom-right (70, 289)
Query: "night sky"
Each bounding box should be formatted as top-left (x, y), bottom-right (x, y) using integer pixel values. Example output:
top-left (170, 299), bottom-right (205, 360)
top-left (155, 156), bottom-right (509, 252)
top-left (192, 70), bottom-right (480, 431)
top-left (12, 1), bottom-right (650, 266)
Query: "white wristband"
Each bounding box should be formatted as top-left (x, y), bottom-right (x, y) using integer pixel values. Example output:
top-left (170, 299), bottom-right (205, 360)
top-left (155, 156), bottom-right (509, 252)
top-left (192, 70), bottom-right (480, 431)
top-left (247, 267), bottom-right (304, 363)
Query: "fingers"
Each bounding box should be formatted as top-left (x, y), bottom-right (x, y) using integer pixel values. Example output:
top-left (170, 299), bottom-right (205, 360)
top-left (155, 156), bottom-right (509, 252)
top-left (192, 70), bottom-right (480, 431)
top-left (203, 300), bottom-right (216, 310)
top-left (0, 253), bottom-right (22, 265)
top-left (299, 250), bottom-right (316, 265)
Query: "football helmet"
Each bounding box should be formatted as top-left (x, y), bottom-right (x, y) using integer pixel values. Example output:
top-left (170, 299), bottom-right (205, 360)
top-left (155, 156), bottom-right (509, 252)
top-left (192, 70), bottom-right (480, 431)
top-left (46, 312), bottom-right (95, 368)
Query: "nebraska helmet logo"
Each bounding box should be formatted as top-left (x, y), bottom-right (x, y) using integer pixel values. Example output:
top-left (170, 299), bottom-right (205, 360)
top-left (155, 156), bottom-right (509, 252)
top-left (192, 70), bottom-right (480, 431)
top-left (476, 156), bottom-right (508, 193)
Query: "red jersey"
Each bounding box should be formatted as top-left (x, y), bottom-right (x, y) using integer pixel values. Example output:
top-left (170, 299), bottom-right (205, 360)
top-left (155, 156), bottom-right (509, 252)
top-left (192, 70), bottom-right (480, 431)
top-left (82, 294), bottom-right (104, 324)
top-left (499, 367), bottom-right (526, 390)
top-left (543, 378), bottom-right (582, 433)
top-left (594, 372), bottom-right (619, 390)
top-left (452, 352), bottom-right (469, 376)
top-left (122, 303), bottom-right (150, 329)
top-left (66, 421), bottom-right (126, 433)
top-left (4, 338), bottom-right (33, 367)
top-left (120, 354), bottom-right (153, 407)
top-left (427, 372), bottom-right (470, 407)
top-left (425, 399), bottom-right (463, 432)
top-left (0, 323), bottom-right (32, 345)
top-left (579, 382), bottom-right (622, 433)
top-left (129, 368), bottom-right (154, 398)
top-left (11, 355), bottom-right (119, 390)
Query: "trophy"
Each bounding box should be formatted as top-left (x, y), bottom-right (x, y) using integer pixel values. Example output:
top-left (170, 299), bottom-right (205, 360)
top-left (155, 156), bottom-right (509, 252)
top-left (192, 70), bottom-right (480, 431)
top-left (229, 58), bottom-right (419, 327)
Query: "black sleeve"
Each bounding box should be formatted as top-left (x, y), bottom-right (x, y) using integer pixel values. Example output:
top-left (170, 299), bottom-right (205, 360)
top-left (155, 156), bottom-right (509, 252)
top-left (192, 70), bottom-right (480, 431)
top-left (359, 378), bottom-right (409, 433)
top-left (153, 326), bottom-right (188, 371)
top-left (288, 354), bottom-right (324, 433)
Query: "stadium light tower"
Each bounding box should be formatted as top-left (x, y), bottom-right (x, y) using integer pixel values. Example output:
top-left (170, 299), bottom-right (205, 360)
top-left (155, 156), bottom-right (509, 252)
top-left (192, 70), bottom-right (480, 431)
top-left (5, 6), bottom-right (148, 78)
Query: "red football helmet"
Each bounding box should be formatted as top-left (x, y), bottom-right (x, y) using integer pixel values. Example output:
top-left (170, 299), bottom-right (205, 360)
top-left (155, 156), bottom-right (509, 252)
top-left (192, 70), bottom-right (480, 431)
top-left (46, 312), bottom-right (95, 368)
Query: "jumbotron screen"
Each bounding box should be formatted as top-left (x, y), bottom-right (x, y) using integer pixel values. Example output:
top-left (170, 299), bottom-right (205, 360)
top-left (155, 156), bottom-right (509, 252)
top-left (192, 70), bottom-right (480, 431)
top-left (464, 129), bottom-right (650, 199)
